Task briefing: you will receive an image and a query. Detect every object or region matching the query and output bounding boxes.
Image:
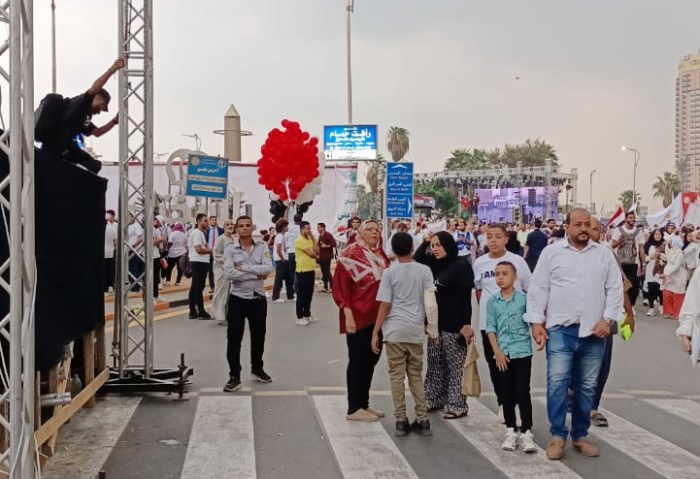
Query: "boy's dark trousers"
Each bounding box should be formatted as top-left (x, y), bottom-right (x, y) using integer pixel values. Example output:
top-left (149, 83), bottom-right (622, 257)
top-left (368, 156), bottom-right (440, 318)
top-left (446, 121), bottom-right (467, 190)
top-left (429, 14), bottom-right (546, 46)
top-left (494, 355), bottom-right (533, 431)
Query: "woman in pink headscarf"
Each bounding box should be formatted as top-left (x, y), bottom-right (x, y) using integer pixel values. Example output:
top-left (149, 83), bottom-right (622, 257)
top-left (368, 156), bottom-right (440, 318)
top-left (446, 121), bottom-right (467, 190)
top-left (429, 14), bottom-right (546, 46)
top-left (166, 222), bottom-right (188, 286)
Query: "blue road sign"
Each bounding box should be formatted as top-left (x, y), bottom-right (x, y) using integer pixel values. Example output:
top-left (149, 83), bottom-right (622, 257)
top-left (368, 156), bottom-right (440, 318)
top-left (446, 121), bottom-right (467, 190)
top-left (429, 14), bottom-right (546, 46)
top-left (323, 125), bottom-right (378, 160)
top-left (386, 162), bottom-right (414, 218)
top-left (186, 154), bottom-right (229, 199)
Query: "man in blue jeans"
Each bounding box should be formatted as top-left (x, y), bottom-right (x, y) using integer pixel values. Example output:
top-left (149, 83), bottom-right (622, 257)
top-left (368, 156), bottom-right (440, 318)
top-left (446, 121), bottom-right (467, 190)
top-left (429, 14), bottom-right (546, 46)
top-left (525, 208), bottom-right (623, 460)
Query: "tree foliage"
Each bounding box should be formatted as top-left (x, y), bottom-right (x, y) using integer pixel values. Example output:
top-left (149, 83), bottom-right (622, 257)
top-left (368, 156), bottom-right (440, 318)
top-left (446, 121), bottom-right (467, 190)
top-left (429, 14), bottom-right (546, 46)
top-left (444, 138), bottom-right (558, 171)
top-left (415, 182), bottom-right (459, 216)
top-left (618, 190), bottom-right (641, 211)
top-left (652, 171), bottom-right (681, 208)
top-left (387, 126), bottom-right (410, 162)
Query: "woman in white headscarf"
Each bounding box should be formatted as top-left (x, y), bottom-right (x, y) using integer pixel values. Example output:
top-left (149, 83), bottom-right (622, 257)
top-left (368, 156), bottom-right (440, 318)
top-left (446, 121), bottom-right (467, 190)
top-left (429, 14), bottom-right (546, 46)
top-left (212, 219), bottom-right (235, 325)
top-left (677, 268), bottom-right (700, 367)
top-left (660, 236), bottom-right (688, 320)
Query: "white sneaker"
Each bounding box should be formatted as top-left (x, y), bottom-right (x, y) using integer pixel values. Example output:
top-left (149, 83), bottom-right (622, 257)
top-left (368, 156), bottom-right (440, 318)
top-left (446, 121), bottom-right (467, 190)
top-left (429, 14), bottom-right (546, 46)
top-left (497, 405), bottom-right (505, 424)
top-left (646, 308), bottom-right (657, 316)
top-left (520, 430), bottom-right (537, 453)
top-left (295, 318), bottom-right (309, 326)
top-left (273, 298), bottom-right (286, 303)
top-left (307, 316), bottom-right (320, 323)
top-left (515, 405), bottom-right (522, 428)
top-left (501, 428), bottom-right (518, 451)
top-left (642, 299), bottom-right (649, 307)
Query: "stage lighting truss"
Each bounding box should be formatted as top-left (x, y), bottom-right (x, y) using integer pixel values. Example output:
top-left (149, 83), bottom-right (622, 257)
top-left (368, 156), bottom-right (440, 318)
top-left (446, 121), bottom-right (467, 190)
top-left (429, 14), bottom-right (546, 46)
top-left (108, 0), bottom-right (192, 394)
top-left (0, 0), bottom-right (38, 477)
top-left (415, 161), bottom-right (579, 210)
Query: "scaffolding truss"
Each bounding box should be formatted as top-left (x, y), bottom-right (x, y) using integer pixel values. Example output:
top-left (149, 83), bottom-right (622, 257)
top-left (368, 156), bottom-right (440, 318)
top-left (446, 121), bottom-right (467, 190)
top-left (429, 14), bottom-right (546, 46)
top-left (107, 0), bottom-right (191, 393)
top-left (0, 0), bottom-right (36, 476)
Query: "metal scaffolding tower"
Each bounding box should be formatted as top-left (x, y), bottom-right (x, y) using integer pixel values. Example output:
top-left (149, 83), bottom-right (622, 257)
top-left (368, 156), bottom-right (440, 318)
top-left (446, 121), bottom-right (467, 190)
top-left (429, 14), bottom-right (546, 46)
top-left (106, 0), bottom-right (191, 393)
top-left (0, 0), bottom-right (37, 476)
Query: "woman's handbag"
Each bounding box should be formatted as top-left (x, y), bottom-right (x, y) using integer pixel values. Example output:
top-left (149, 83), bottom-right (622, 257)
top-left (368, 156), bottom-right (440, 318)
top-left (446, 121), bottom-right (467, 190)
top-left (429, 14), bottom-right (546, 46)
top-left (461, 342), bottom-right (481, 397)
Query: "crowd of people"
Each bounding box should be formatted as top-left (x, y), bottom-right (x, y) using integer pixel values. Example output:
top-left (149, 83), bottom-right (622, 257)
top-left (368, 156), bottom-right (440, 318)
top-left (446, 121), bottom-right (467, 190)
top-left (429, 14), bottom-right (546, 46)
top-left (103, 206), bottom-right (699, 457)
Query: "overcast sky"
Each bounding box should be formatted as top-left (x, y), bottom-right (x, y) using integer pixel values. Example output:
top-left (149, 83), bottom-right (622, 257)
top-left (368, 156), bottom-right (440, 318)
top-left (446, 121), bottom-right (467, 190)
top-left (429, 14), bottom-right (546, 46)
top-left (32, 0), bottom-right (700, 213)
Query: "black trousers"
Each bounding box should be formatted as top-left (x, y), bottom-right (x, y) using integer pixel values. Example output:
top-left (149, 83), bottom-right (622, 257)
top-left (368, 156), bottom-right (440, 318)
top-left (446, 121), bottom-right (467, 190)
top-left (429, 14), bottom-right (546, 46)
top-left (104, 257), bottom-right (115, 291)
top-left (494, 356), bottom-right (533, 431)
top-left (295, 271), bottom-right (315, 319)
top-left (647, 281), bottom-right (663, 309)
top-left (272, 260), bottom-right (294, 300)
top-left (153, 258), bottom-right (161, 298)
top-left (287, 253), bottom-right (297, 291)
top-left (227, 294), bottom-right (267, 378)
top-left (166, 255), bottom-right (184, 284)
top-left (621, 262), bottom-right (639, 305)
top-left (319, 259), bottom-right (333, 289)
top-left (482, 331), bottom-right (504, 405)
top-left (128, 256), bottom-right (144, 292)
top-left (346, 327), bottom-right (381, 414)
top-left (188, 261), bottom-right (209, 315)
top-left (208, 254), bottom-right (215, 290)
top-left (592, 334), bottom-right (613, 411)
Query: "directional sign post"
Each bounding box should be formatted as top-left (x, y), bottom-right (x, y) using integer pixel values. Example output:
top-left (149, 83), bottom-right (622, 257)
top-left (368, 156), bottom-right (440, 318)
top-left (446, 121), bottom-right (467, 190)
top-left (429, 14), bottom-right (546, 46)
top-left (385, 162), bottom-right (414, 220)
top-left (323, 125), bottom-right (378, 161)
top-left (186, 154), bottom-right (229, 199)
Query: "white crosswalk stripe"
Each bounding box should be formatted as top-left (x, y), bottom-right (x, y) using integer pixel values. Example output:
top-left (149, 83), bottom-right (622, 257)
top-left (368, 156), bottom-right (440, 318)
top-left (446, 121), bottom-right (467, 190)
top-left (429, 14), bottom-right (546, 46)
top-left (533, 397), bottom-right (700, 479)
top-left (311, 395), bottom-right (419, 479)
top-left (44, 392), bottom-right (700, 479)
top-left (447, 400), bottom-right (581, 479)
top-left (591, 406), bottom-right (700, 479)
top-left (641, 398), bottom-right (700, 428)
top-left (180, 396), bottom-right (257, 479)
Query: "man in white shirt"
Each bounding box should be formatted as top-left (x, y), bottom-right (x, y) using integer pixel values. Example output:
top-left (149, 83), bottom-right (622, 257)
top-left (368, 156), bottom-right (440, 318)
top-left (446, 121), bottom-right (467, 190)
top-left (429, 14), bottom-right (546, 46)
top-left (525, 208), bottom-right (623, 461)
top-left (104, 219), bottom-right (117, 293)
top-left (610, 211), bottom-right (645, 305)
top-left (285, 214), bottom-right (302, 290)
top-left (473, 223), bottom-right (532, 421)
top-left (271, 219), bottom-right (294, 302)
top-left (188, 213), bottom-right (213, 320)
top-left (127, 212), bottom-right (144, 292)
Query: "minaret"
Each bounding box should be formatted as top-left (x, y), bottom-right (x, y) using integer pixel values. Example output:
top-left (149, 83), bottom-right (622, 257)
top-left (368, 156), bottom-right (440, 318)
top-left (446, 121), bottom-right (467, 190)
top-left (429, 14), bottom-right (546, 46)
top-left (224, 104), bottom-right (242, 162)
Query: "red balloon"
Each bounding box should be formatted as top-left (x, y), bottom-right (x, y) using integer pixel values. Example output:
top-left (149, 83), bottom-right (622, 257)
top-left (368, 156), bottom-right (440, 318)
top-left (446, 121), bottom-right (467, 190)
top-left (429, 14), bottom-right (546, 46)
top-left (309, 137), bottom-right (319, 146)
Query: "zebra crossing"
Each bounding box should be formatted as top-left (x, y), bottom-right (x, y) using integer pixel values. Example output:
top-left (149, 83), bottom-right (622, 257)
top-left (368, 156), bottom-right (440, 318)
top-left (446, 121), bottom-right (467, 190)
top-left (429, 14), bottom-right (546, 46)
top-left (43, 389), bottom-right (700, 479)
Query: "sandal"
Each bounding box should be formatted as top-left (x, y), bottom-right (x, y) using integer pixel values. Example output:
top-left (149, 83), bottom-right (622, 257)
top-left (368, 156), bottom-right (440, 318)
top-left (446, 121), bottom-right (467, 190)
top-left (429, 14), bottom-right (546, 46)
top-left (591, 411), bottom-right (608, 427)
top-left (443, 411), bottom-right (468, 420)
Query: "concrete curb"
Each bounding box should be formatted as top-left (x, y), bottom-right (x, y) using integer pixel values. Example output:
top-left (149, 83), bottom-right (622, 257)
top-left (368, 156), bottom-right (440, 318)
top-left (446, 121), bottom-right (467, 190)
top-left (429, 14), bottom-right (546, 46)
top-left (104, 284), bottom-right (274, 322)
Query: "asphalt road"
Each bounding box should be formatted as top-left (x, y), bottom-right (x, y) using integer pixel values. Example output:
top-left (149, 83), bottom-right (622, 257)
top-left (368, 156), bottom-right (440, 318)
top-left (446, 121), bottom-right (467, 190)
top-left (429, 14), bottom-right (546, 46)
top-left (44, 292), bottom-right (700, 479)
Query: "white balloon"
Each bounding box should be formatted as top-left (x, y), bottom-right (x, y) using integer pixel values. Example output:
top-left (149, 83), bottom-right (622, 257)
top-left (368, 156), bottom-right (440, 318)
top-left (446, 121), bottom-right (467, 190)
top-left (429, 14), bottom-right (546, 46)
top-left (270, 193), bottom-right (280, 201)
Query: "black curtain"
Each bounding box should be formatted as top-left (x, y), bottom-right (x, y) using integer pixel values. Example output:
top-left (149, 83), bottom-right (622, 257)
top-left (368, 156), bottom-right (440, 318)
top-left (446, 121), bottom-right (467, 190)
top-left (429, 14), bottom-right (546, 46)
top-left (0, 148), bottom-right (107, 372)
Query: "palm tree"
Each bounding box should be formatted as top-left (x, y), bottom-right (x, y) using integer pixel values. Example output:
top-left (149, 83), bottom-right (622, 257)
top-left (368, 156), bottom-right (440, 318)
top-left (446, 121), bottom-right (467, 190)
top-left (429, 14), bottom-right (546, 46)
top-left (486, 148), bottom-right (504, 168)
top-left (366, 154), bottom-right (386, 194)
top-left (444, 148), bottom-right (488, 171)
top-left (502, 138), bottom-right (559, 168)
top-left (387, 126), bottom-right (410, 162)
top-left (652, 171), bottom-right (681, 207)
top-left (618, 190), bottom-right (641, 211)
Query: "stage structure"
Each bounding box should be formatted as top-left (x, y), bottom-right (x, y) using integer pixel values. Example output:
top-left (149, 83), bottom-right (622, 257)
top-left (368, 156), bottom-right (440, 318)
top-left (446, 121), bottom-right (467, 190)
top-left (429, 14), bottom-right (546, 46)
top-left (0, 0), bottom-right (37, 476)
top-left (414, 159), bottom-right (579, 216)
top-left (107, 0), bottom-right (192, 394)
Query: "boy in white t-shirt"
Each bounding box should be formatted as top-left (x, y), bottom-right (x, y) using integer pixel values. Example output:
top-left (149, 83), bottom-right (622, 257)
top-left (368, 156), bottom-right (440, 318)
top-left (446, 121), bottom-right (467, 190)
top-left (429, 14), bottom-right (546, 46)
top-left (372, 232), bottom-right (439, 437)
top-left (472, 223), bottom-right (532, 423)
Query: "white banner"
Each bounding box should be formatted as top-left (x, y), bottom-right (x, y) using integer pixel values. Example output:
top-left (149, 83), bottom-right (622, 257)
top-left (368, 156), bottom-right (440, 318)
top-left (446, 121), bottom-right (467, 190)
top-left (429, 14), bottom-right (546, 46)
top-left (100, 162), bottom-right (358, 234)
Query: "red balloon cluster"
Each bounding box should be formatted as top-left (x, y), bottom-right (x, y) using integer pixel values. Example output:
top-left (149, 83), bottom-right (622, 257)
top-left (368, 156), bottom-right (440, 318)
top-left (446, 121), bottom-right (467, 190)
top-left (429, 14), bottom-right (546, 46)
top-left (257, 119), bottom-right (320, 202)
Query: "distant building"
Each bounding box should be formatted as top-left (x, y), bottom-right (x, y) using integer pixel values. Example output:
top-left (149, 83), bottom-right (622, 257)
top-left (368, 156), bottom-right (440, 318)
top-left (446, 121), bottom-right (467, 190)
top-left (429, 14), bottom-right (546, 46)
top-left (676, 51), bottom-right (700, 191)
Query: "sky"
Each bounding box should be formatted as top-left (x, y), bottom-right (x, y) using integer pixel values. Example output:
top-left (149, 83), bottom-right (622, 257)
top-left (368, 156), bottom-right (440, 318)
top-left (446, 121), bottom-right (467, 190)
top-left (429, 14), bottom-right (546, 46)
top-left (29, 0), bottom-right (700, 214)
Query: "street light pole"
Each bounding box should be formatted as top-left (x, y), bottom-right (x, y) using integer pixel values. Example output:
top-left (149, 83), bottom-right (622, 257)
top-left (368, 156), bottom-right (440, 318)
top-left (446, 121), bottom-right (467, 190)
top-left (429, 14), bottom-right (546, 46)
top-left (621, 146), bottom-right (640, 208)
top-left (51, 0), bottom-right (57, 92)
top-left (589, 169), bottom-right (596, 212)
top-left (346, 0), bottom-right (354, 125)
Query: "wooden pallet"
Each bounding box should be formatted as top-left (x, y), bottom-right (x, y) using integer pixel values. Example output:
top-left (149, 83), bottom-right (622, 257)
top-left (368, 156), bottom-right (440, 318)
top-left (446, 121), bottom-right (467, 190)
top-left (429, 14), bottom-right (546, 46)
top-left (35, 324), bottom-right (108, 465)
